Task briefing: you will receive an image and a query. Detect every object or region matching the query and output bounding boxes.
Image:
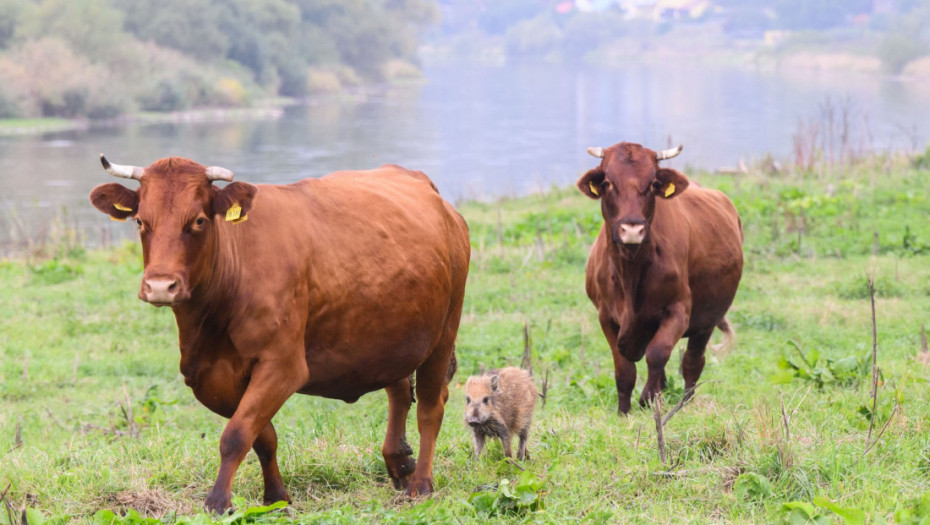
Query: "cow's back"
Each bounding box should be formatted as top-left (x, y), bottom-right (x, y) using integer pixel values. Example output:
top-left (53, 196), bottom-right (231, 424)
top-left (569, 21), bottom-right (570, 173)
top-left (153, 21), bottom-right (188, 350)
top-left (223, 165), bottom-right (469, 400)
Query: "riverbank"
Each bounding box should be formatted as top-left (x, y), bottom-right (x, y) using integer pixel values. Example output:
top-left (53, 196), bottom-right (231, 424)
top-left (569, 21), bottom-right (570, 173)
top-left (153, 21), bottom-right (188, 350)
top-left (0, 102), bottom-right (291, 137)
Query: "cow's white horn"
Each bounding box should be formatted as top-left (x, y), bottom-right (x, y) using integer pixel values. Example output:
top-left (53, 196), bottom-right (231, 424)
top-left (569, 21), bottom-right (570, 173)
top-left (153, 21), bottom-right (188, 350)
top-left (656, 145), bottom-right (683, 161)
top-left (205, 166), bottom-right (234, 182)
top-left (100, 154), bottom-right (144, 180)
top-left (587, 147), bottom-right (604, 158)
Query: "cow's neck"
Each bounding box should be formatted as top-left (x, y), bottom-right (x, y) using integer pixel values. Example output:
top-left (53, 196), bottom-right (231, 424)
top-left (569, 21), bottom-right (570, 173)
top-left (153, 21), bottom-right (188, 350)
top-left (173, 223), bottom-right (242, 351)
top-left (610, 238), bottom-right (656, 298)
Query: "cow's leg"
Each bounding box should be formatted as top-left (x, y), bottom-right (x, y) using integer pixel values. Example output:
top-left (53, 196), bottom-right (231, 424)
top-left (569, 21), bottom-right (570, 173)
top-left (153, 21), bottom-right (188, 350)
top-left (614, 354), bottom-right (637, 415)
top-left (600, 313), bottom-right (636, 414)
top-left (681, 328), bottom-right (713, 402)
top-left (382, 377), bottom-right (416, 490)
top-left (204, 360), bottom-right (307, 513)
top-left (253, 422), bottom-right (290, 505)
top-left (405, 338), bottom-right (455, 497)
top-left (640, 304), bottom-right (688, 408)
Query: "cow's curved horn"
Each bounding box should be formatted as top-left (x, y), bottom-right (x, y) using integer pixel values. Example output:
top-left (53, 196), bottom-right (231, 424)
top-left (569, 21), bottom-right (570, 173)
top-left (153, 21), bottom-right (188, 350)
top-left (100, 154), bottom-right (144, 180)
top-left (656, 145), bottom-right (683, 161)
top-left (587, 147), bottom-right (604, 158)
top-left (205, 166), bottom-right (234, 182)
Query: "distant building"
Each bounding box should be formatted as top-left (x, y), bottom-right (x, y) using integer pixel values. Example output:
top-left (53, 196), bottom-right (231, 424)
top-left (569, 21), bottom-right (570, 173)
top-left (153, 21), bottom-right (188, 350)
top-left (872, 0), bottom-right (897, 14)
top-left (617, 0), bottom-right (657, 19)
top-left (653, 0), bottom-right (714, 20)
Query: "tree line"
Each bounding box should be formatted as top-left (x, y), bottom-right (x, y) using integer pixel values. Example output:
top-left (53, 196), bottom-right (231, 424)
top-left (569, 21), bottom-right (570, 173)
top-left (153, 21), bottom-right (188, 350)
top-left (431, 0), bottom-right (930, 72)
top-left (0, 0), bottom-right (438, 119)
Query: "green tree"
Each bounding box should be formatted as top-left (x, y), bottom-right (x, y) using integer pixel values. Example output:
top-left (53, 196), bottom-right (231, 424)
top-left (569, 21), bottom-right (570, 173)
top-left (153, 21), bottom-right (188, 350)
top-left (117, 0), bottom-right (231, 62)
top-left (17, 0), bottom-right (126, 59)
top-left (0, 0), bottom-right (23, 49)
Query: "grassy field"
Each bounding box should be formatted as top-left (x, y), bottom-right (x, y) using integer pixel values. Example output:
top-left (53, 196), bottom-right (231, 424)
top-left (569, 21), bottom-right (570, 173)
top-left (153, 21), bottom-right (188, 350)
top-left (1, 155), bottom-right (929, 523)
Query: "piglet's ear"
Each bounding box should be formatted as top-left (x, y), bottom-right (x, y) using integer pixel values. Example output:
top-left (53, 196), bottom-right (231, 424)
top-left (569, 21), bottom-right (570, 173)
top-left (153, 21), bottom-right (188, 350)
top-left (577, 168), bottom-right (605, 200)
top-left (489, 374), bottom-right (500, 392)
top-left (89, 183), bottom-right (138, 221)
top-left (213, 182), bottom-right (258, 223)
top-left (654, 168), bottom-right (690, 199)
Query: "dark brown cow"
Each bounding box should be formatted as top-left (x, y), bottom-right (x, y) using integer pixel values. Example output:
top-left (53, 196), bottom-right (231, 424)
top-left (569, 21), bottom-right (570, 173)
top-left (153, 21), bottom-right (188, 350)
top-left (577, 142), bottom-right (742, 414)
top-left (89, 155), bottom-right (470, 512)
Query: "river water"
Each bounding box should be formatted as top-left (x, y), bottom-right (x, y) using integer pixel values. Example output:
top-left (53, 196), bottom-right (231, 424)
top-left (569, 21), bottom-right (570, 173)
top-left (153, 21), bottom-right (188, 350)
top-left (2, 60), bottom-right (929, 253)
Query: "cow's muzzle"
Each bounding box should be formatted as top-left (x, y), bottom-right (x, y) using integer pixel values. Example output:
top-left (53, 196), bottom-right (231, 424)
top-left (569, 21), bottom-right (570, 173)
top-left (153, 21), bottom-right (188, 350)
top-left (618, 222), bottom-right (646, 244)
top-left (139, 275), bottom-right (188, 306)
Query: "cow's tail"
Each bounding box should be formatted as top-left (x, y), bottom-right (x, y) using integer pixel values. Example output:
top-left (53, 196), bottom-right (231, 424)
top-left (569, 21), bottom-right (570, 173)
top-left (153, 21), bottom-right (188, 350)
top-left (446, 348), bottom-right (458, 383)
top-left (711, 317), bottom-right (736, 355)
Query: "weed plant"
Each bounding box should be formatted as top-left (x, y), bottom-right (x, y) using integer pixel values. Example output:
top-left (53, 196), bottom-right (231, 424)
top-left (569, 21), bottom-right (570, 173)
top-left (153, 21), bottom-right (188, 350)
top-left (1, 156), bottom-right (929, 523)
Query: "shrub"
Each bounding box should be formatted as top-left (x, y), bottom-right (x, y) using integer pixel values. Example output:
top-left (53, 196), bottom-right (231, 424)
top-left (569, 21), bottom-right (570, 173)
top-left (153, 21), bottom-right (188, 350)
top-left (505, 16), bottom-right (562, 57)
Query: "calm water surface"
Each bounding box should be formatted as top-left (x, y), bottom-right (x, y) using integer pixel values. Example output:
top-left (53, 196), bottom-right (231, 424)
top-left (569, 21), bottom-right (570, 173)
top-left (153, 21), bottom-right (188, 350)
top-left (2, 61), bottom-right (929, 252)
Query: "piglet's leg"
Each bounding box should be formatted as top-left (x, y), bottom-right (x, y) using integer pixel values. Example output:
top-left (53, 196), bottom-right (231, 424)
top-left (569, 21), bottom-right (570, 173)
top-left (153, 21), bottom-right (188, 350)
top-left (516, 427), bottom-right (530, 461)
top-left (204, 359), bottom-right (308, 513)
top-left (500, 432), bottom-right (514, 458)
top-left (472, 432), bottom-right (486, 457)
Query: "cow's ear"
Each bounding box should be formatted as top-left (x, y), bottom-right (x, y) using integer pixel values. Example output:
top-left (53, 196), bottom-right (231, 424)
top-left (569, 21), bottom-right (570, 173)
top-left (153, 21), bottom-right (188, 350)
top-left (89, 183), bottom-right (138, 221)
top-left (577, 168), bottom-right (605, 200)
top-left (653, 168), bottom-right (689, 199)
top-left (213, 182), bottom-right (258, 223)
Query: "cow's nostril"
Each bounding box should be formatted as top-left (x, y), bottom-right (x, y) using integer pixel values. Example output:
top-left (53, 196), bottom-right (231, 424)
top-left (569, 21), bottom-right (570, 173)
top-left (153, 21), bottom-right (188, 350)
top-left (168, 281), bottom-right (178, 293)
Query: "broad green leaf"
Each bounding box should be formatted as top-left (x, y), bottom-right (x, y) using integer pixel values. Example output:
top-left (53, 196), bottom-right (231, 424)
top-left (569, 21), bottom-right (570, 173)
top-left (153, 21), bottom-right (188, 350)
top-left (813, 496), bottom-right (866, 525)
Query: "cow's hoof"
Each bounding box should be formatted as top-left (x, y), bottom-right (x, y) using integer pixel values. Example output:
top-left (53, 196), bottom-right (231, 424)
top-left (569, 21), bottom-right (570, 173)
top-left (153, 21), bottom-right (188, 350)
top-left (262, 488), bottom-right (291, 506)
top-left (403, 477), bottom-right (433, 498)
top-left (204, 490), bottom-right (232, 514)
top-left (385, 454), bottom-right (416, 490)
top-left (617, 399), bottom-right (632, 415)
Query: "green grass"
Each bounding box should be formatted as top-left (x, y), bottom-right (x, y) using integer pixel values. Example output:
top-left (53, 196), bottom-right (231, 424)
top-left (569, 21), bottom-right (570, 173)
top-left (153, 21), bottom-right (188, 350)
top-left (2, 157), bottom-right (930, 523)
top-left (0, 118), bottom-right (83, 136)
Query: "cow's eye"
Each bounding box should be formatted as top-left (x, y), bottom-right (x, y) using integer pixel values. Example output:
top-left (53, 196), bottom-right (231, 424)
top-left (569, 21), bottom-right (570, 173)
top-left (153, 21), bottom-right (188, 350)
top-left (196, 217), bottom-right (206, 227)
top-left (135, 218), bottom-right (143, 228)
top-left (651, 180), bottom-right (662, 191)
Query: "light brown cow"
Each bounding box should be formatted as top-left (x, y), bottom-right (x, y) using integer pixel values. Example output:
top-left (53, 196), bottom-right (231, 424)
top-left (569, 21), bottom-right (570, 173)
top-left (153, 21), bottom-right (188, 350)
top-left (89, 155), bottom-right (470, 512)
top-left (577, 142), bottom-right (742, 414)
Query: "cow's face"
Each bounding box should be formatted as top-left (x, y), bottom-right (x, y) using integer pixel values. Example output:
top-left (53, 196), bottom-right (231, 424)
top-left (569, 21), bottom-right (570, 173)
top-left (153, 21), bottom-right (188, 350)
top-left (90, 156), bottom-right (256, 306)
top-left (577, 142), bottom-right (689, 246)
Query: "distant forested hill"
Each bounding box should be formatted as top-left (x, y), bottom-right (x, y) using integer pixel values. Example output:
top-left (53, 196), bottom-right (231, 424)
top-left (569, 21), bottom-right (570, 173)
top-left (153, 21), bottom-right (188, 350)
top-left (0, 0), bottom-right (438, 119)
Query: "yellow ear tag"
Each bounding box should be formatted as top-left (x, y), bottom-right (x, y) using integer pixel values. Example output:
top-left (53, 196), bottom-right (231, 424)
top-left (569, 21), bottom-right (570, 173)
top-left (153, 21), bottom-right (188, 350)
top-left (225, 203), bottom-right (242, 222)
top-left (113, 203), bottom-right (132, 212)
top-left (664, 182), bottom-right (676, 198)
top-left (110, 216), bottom-right (126, 222)
top-left (589, 181), bottom-right (600, 196)
top-left (232, 215), bottom-right (248, 224)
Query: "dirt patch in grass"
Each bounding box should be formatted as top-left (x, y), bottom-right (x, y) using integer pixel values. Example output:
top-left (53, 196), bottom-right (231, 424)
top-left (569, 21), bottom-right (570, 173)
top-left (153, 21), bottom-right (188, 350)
top-left (98, 489), bottom-right (194, 519)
